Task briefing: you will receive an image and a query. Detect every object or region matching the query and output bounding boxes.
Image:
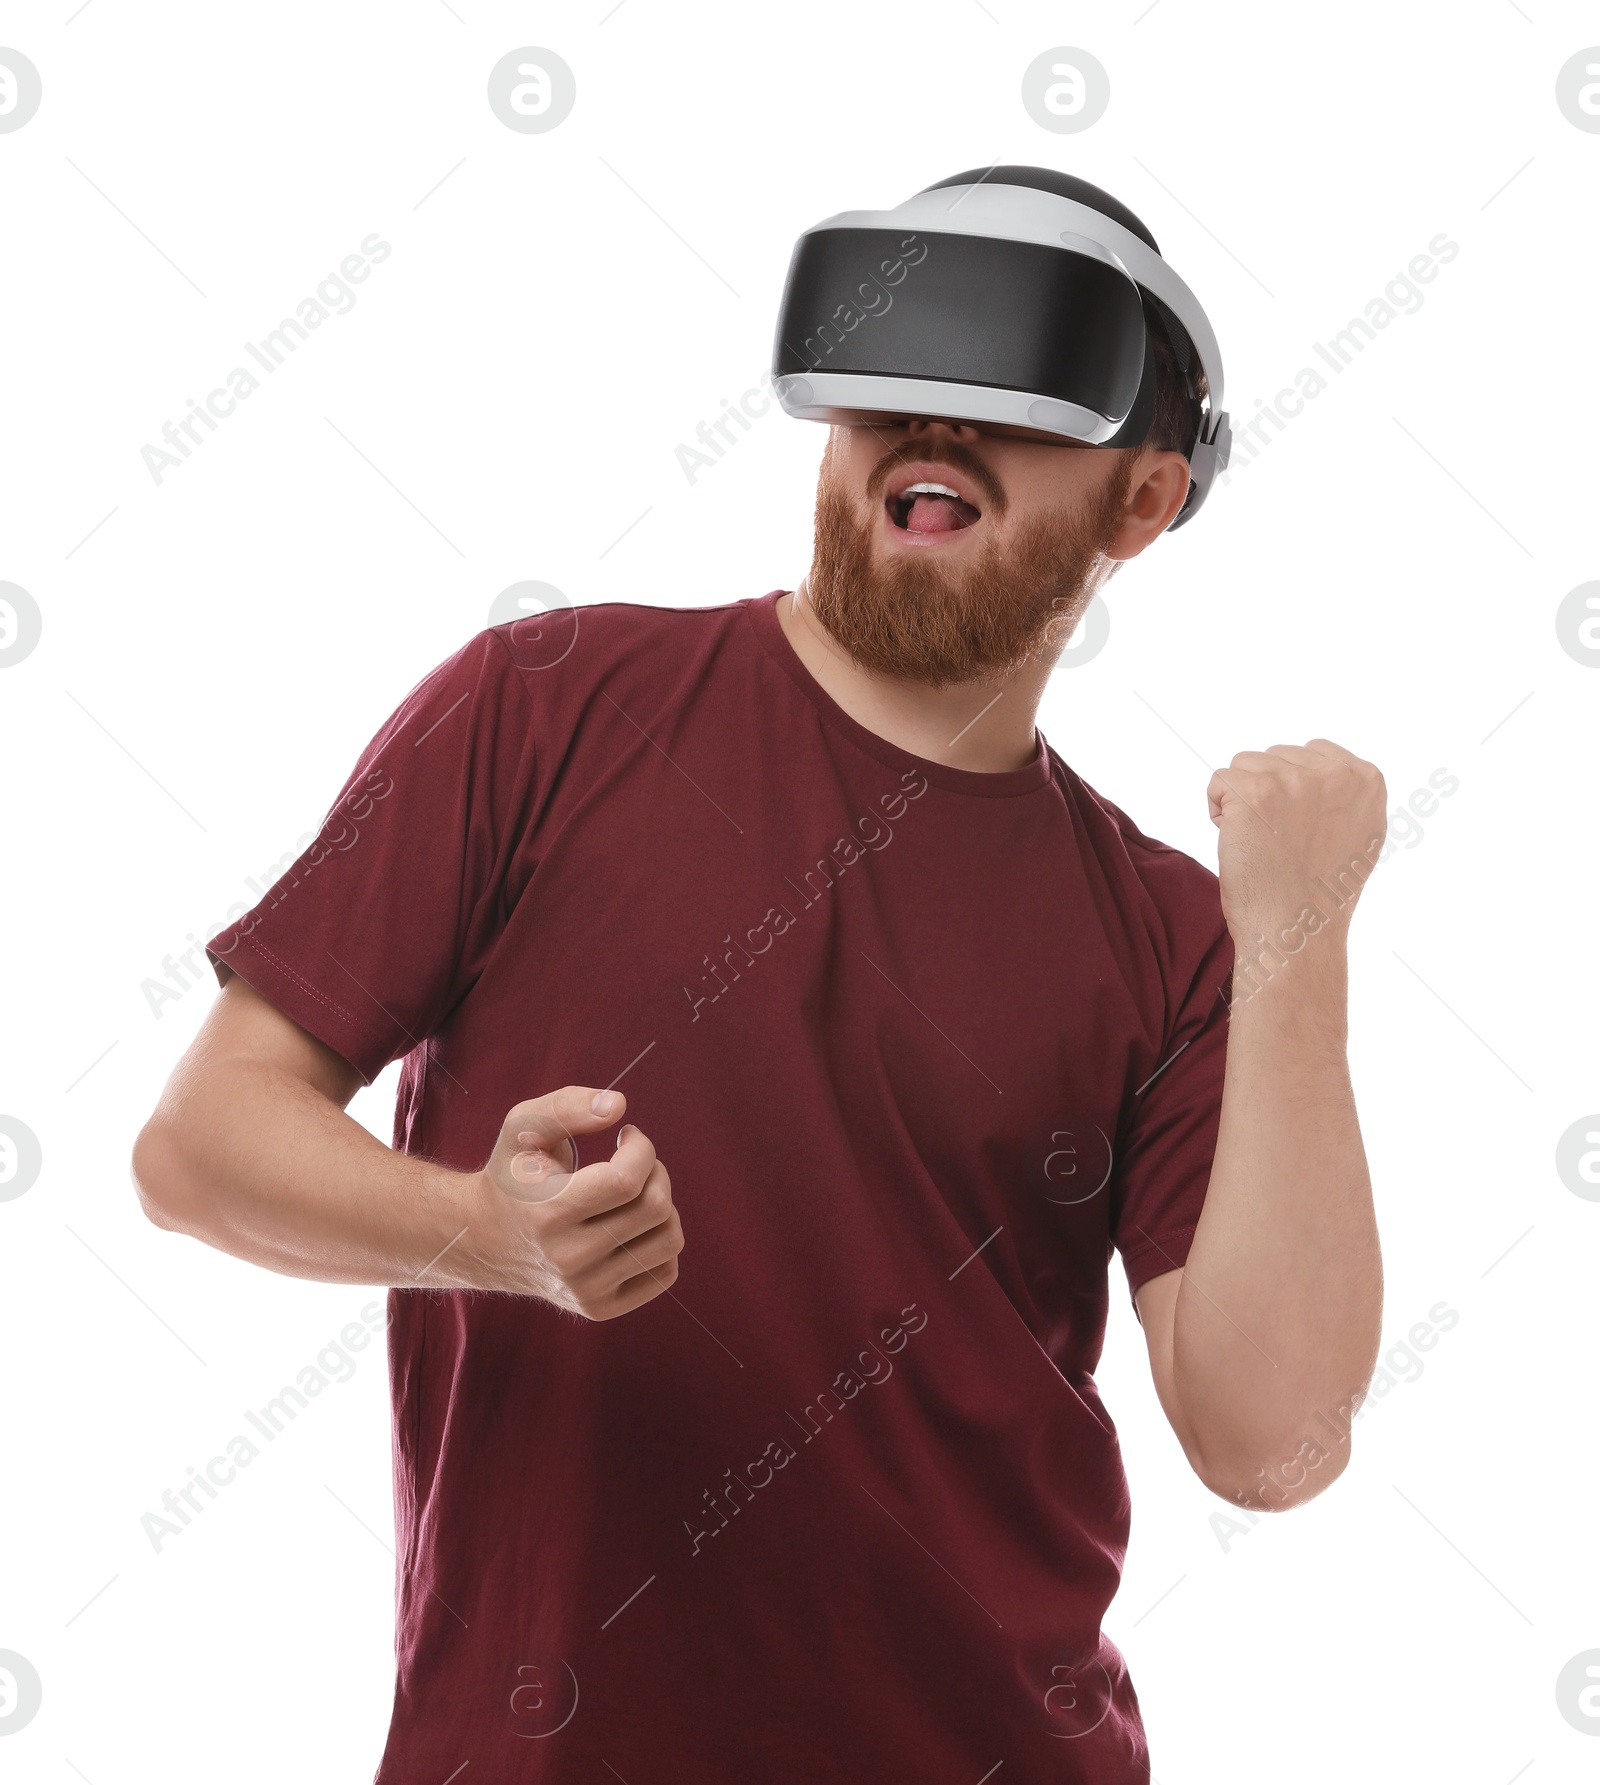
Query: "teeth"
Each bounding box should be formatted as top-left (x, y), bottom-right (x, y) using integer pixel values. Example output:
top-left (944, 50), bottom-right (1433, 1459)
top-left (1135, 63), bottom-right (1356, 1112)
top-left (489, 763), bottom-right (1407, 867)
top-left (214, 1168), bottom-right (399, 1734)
top-left (902, 482), bottom-right (964, 500)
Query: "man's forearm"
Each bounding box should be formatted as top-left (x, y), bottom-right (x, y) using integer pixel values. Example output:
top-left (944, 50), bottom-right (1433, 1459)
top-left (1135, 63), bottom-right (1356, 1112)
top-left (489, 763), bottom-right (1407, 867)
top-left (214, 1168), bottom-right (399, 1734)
top-left (133, 1056), bottom-right (474, 1288)
top-left (134, 979), bottom-right (679, 1316)
top-left (1169, 941), bottom-right (1383, 1506)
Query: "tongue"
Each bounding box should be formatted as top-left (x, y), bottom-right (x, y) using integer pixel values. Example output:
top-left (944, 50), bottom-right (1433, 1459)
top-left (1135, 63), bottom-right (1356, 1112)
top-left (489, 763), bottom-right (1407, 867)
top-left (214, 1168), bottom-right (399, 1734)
top-left (905, 493), bottom-right (970, 534)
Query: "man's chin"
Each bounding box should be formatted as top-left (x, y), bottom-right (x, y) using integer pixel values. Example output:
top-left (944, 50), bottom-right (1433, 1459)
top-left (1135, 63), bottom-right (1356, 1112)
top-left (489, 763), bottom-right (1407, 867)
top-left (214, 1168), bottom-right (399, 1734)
top-left (807, 472), bottom-right (1123, 688)
top-left (816, 569), bottom-right (1073, 688)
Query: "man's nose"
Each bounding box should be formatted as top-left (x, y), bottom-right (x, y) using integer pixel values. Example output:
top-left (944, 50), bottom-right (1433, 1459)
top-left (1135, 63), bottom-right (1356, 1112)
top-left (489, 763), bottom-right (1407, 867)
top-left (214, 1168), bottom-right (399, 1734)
top-left (905, 415), bottom-right (983, 443)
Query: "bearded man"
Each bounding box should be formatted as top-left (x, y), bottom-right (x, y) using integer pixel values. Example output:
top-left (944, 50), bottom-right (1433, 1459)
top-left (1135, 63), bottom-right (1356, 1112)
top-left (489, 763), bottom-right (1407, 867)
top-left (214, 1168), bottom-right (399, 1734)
top-left (133, 169), bottom-right (1387, 1784)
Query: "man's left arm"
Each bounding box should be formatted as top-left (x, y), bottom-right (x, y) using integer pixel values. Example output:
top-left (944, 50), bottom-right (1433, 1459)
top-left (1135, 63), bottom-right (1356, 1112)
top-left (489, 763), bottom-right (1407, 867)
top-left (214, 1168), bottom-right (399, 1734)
top-left (1136, 738), bottom-right (1389, 1512)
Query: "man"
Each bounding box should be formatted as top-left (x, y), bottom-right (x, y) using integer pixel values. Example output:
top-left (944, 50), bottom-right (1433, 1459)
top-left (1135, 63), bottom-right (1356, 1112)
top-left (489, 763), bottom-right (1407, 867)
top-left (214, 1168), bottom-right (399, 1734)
top-left (134, 170), bottom-right (1387, 1782)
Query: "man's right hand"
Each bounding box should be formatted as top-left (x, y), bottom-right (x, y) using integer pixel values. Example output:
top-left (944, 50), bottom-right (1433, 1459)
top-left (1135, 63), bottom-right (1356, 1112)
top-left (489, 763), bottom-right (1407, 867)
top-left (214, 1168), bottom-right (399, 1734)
top-left (131, 979), bottom-right (683, 1313)
top-left (467, 1086), bottom-right (683, 1319)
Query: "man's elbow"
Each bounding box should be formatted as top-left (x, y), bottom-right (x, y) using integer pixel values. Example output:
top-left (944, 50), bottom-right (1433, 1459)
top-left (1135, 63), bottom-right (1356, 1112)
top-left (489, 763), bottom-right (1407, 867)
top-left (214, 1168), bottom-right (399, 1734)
top-left (131, 1118), bottom-right (199, 1234)
top-left (1191, 1431), bottom-right (1354, 1512)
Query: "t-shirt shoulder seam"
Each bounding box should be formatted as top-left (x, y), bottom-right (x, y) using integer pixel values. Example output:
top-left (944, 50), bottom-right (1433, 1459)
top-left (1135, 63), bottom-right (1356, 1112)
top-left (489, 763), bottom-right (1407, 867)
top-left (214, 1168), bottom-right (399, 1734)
top-left (487, 596), bottom-right (749, 643)
top-left (483, 599), bottom-right (744, 713)
top-left (1049, 747), bottom-right (1207, 866)
top-left (483, 622), bottom-right (536, 714)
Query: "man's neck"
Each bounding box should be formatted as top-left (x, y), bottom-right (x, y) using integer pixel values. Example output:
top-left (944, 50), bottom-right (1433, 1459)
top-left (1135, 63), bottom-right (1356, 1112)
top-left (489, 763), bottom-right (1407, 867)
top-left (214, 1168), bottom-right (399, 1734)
top-left (774, 585), bottom-right (1054, 774)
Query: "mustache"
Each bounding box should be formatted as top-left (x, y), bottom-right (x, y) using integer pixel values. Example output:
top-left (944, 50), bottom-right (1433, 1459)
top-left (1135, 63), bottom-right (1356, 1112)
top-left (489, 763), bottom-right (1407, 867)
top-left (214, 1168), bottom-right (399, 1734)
top-left (863, 438), bottom-right (1007, 516)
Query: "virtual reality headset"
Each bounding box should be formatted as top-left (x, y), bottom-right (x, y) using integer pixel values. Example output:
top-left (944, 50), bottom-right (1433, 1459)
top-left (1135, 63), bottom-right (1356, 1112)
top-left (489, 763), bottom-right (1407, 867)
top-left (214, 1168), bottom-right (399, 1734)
top-left (771, 166), bottom-right (1233, 529)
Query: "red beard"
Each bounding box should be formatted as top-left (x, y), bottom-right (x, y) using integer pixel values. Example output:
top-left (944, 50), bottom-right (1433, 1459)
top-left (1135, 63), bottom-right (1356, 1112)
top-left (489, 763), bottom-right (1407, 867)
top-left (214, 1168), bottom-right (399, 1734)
top-left (806, 447), bottom-right (1136, 688)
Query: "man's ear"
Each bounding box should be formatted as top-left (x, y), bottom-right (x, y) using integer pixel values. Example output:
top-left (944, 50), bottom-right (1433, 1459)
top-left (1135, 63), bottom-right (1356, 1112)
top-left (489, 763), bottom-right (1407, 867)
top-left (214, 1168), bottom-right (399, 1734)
top-left (1109, 449), bottom-right (1191, 561)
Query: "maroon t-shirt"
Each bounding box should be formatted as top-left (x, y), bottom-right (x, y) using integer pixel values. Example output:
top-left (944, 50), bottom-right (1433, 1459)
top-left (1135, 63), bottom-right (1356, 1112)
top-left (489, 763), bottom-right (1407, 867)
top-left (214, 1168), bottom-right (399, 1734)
top-left (205, 590), bottom-right (1233, 1783)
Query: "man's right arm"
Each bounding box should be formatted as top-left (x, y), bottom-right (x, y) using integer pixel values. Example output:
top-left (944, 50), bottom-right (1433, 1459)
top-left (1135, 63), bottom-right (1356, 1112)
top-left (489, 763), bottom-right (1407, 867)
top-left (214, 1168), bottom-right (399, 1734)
top-left (131, 975), bottom-right (683, 1318)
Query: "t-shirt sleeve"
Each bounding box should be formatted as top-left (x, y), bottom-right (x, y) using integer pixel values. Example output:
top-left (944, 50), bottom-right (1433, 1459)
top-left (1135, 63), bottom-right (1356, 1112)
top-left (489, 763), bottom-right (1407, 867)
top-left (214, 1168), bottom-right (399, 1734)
top-left (1109, 891), bottom-right (1235, 1310)
top-left (204, 629), bottom-right (537, 1085)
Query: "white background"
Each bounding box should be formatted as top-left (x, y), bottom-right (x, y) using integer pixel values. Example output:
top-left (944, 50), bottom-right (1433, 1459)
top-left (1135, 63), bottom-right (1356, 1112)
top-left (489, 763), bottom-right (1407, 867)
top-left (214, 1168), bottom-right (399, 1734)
top-left (2, 3), bottom-right (1597, 1780)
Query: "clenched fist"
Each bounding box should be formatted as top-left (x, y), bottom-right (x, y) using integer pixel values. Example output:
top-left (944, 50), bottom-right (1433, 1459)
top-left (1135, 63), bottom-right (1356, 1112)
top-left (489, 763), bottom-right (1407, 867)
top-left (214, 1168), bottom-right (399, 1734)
top-left (462, 1086), bottom-right (682, 1319)
top-left (1208, 739), bottom-right (1388, 947)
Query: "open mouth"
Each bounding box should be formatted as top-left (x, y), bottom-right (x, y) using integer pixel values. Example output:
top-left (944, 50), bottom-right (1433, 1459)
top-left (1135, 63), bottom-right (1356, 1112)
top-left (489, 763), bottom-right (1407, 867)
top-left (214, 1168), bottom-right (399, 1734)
top-left (884, 480), bottom-right (984, 538)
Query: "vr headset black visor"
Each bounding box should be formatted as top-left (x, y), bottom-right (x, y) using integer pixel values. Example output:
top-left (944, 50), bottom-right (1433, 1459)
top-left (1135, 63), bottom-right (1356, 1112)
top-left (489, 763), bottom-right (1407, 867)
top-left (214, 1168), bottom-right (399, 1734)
top-left (771, 167), bottom-right (1233, 529)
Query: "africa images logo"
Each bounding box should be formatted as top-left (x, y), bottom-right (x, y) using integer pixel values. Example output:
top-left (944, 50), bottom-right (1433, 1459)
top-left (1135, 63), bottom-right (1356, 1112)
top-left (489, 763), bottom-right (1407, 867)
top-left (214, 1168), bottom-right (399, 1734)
top-left (682, 1304), bottom-right (929, 1555)
top-left (681, 771), bottom-right (930, 1021)
top-left (139, 234), bottom-right (392, 484)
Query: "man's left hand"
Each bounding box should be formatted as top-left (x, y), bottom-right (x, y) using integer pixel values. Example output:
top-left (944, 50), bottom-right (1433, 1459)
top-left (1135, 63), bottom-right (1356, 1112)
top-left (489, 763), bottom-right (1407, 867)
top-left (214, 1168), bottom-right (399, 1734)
top-left (1207, 739), bottom-right (1388, 945)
